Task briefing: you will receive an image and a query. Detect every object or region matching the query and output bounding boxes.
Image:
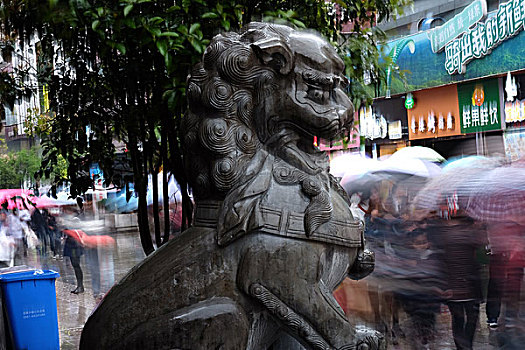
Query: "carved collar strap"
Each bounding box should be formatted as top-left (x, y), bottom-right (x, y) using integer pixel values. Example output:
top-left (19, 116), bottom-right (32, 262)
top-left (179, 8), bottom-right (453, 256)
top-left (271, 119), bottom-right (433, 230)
top-left (193, 200), bottom-right (364, 249)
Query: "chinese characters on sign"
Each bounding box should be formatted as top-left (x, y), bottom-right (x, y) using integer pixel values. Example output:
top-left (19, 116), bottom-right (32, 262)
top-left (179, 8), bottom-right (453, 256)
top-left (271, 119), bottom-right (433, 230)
top-left (445, 0), bottom-right (525, 75)
top-left (388, 120), bottom-right (402, 139)
top-left (505, 99), bottom-right (525, 122)
top-left (428, 0), bottom-right (487, 53)
top-left (408, 85), bottom-right (461, 140)
top-left (457, 79), bottom-right (502, 133)
top-left (411, 112), bottom-right (455, 135)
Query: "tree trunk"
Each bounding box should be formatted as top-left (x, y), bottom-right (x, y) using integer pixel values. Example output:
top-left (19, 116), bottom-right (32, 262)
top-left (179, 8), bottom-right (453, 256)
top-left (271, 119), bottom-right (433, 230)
top-left (161, 124), bottom-right (170, 244)
top-left (128, 133), bottom-right (154, 256)
top-left (165, 106), bottom-right (193, 231)
top-left (150, 152), bottom-right (161, 248)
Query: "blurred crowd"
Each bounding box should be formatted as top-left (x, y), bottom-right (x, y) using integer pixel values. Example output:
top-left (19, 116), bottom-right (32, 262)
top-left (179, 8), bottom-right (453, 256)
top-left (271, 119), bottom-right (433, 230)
top-left (335, 153), bottom-right (525, 350)
top-left (0, 207), bottom-right (62, 268)
top-left (0, 201), bottom-right (116, 302)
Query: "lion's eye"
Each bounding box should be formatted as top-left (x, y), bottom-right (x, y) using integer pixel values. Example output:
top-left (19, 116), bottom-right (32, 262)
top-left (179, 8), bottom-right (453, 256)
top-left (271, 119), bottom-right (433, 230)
top-left (307, 86), bottom-right (329, 104)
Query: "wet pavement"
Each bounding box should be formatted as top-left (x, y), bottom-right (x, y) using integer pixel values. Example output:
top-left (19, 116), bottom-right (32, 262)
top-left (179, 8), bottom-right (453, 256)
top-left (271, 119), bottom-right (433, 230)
top-left (47, 229), bottom-right (145, 349)
top-left (5, 228), bottom-right (519, 349)
top-left (55, 232), bottom-right (515, 349)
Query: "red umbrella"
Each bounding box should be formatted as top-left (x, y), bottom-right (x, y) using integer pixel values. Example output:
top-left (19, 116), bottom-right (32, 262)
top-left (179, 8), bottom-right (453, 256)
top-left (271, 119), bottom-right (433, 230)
top-left (62, 229), bottom-right (115, 248)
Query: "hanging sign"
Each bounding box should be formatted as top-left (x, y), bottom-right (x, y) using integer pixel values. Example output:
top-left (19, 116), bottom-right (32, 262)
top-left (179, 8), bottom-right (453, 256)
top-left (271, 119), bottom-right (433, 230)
top-left (505, 99), bottom-right (525, 122)
top-left (405, 92), bottom-right (415, 109)
top-left (457, 79), bottom-right (502, 133)
top-left (428, 0), bottom-right (487, 53)
top-left (359, 106), bottom-right (388, 140)
top-left (388, 120), bottom-right (402, 139)
top-left (445, 0), bottom-right (525, 75)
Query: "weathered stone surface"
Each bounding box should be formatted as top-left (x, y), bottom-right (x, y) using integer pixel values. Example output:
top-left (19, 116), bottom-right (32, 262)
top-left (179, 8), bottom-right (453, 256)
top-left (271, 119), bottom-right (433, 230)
top-left (80, 22), bottom-right (383, 350)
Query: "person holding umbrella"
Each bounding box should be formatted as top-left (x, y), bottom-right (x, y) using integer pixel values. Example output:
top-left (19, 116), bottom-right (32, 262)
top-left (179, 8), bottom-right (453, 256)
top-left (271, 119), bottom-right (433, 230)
top-left (60, 216), bottom-right (85, 294)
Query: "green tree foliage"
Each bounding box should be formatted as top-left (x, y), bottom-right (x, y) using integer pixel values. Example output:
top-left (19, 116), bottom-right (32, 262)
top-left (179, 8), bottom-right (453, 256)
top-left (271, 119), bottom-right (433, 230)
top-left (0, 146), bottom-right (44, 189)
top-left (0, 0), bottom-right (410, 255)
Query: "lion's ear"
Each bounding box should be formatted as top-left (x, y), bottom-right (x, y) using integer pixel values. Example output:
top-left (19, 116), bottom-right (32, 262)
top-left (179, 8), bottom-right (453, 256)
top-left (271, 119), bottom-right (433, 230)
top-left (251, 38), bottom-right (293, 75)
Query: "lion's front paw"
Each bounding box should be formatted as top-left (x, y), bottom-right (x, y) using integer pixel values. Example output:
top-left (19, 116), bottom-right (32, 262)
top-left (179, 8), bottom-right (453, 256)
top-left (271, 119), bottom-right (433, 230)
top-left (353, 325), bottom-right (386, 350)
top-left (348, 249), bottom-right (375, 280)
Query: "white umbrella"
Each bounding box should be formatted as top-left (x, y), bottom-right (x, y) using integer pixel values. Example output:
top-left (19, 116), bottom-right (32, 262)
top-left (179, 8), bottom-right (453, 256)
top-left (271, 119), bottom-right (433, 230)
top-left (389, 146), bottom-right (445, 163)
top-left (375, 156), bottom-right (442, 178)
top-left (329, 153), bottom-right (379, 179)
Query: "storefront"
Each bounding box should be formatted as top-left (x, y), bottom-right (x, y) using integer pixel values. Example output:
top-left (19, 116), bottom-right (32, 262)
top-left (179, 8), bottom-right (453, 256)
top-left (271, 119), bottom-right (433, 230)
top-left (409, 80), bottom-right (505, 158)
top-left (372, 0), bottom-right (525, 159)
top-left (360, 97), bottom-right (408, 158)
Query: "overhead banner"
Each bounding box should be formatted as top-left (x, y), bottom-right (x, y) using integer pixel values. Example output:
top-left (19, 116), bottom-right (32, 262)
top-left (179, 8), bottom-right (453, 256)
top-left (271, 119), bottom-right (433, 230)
top-left (428, 0), bottom-right (487, 53)
top-left (445, 0), bottom-right (525, 75)
top-left (380, 2), bottom-right (525, 97)
top-left (457, 78), bottom-right (502, 134)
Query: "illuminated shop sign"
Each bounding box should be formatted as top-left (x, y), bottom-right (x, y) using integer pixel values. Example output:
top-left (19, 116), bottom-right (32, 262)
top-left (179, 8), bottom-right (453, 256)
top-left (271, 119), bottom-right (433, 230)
top-left (504, 72), bottom-right (525, 123)
top-left (360, 106), bottom-right (404, 140)
top-left (505, 99), bottom-right (525, 122)
top-left (457, 79), bottom-right (502, 133)
top-left (407, 85), bottom-right (461, 140)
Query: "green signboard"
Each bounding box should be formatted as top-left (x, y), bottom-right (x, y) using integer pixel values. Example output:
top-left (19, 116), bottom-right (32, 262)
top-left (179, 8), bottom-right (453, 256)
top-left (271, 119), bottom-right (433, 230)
top-left (445, 0), bottom-right (525, 75)
top-left (457, 79), bottom-right (502, 134)
top-left (428, 0), bottom-right (487, 53)
top-left (380, 3), bottom-right (525, 98)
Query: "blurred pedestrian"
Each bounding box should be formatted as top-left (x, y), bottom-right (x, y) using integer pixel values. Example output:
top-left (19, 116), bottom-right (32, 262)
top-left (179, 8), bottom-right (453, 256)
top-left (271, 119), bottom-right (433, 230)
top-left (30, 207), bottom-right (48, 252)
top-left (43, 209), bottom-right (62, 259)
top-left (0, 210), bottom-right (15, 267)
top-left (440, 216), bottom-right (486, 350)
top-left (7, 208), bottom-right (25, 265)
top-left (397, 229), bottom-right (445, 350)
top-left (63, 227), bottom-right (85, 294)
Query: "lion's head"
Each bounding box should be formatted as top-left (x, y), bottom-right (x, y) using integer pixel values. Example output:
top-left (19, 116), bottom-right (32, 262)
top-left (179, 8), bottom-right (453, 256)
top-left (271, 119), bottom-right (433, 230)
top-left (183, 22), bottom-right (353, 200)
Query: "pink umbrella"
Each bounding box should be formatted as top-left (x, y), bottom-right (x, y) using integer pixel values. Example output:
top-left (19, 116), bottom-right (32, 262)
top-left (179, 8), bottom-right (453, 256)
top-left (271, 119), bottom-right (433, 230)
top-left (0, 189), bottom-right (70, 210)
top-left (33, 195), bottom-right (63, 208)
top-left (0, 189), bottom-right (35, 210)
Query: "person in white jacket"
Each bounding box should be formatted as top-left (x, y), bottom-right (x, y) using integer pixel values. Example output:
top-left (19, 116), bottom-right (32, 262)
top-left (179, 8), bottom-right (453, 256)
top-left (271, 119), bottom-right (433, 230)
top-left (0, 210), bottom-right (15, 267)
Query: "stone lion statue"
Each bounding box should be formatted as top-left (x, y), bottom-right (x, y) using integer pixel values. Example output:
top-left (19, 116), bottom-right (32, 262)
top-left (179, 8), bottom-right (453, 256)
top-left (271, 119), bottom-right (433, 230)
top-left (81, 22), bottom-right (382, 350)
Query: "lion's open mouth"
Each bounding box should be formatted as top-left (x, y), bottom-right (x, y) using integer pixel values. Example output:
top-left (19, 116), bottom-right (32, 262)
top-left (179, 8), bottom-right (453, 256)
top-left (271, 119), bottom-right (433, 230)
top-left (278, 116), bottom-right (342, 139)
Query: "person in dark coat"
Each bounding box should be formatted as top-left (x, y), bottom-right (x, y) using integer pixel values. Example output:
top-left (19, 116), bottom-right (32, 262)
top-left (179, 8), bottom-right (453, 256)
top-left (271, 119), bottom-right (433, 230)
top-left (63, 228), bottom-right (85, 294)
top-left (30, 208), bottom-right (49, 255)
top-left (439, 216), bottom-right (486, 350)
top-left (396, 228), bottom-right (446, 349)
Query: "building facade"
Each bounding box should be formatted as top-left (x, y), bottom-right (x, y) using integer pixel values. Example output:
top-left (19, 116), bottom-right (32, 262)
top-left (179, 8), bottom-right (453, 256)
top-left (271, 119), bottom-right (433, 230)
top-left (374, 0), bottom-right (525, 160)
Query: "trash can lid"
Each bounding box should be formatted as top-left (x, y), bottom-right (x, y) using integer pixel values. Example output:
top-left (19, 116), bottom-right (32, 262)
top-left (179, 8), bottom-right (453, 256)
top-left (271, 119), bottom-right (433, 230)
top-left (0, 269), bottom-right (60, 282)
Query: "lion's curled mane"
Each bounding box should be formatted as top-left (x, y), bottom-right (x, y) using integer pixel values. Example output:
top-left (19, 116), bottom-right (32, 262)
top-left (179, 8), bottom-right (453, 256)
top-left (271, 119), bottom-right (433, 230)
top-left (183, 22), bottom-right (294, 200)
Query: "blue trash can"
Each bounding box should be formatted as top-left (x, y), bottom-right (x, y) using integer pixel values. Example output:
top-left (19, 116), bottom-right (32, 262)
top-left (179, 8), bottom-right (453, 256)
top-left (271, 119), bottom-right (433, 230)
top-left (0, 269), bottom-right (60, 350)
